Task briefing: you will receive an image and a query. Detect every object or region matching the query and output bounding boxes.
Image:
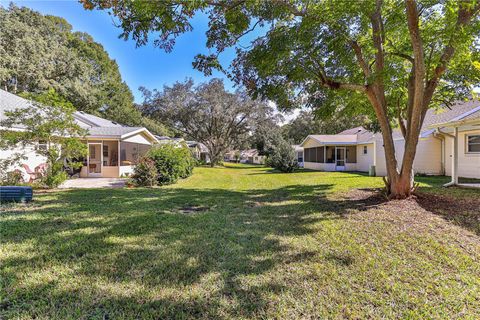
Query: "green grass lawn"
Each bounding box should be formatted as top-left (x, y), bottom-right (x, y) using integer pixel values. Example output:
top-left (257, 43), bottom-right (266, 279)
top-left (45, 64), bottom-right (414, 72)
top-left (1, 164), bottom-right (480, 319)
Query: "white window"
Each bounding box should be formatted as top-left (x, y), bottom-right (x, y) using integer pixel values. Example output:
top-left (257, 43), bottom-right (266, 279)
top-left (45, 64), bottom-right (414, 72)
top-left (37, 140), bottom-right (47, 151)
top-left (363, 146), bottom-right (368, 154)
top-left (467, 135), bottom-right (480, 153)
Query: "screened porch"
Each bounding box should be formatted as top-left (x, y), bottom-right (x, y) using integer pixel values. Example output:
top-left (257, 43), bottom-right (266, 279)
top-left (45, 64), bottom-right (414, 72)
top-left (303, 145), bottom-right (357, 171)
top-left (80, 140), bottom-right (151, 178)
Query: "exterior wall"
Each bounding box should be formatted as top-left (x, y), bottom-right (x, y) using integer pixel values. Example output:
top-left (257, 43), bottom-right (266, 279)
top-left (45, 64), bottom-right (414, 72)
top-left (80, 166), bottom-right (120, 178)
top-left (412, 137), bottom-right (442, 175)
top-left (297, 151), bottom-right (304, 167)
top-left (102, 166), bottom-right (120, 178)
top-left (444, 129), bottom-right (480, 179)
top-left (375, 135), bottom-right (443, 177)
top-left (119, 165), bottom-right (135, 177)
top-left (345, 163), bottom-right (357, 171)
top-left (252, 156), bottom-right (265, 164)
top-left (356, 143), bottom-right (374, 172)
top-left (122, 132), bottom-right (153, 145)
top-left (304, 162), bottom-right (356, 171)
top-left (304, 162), bottom-right (338, 171)
top-left (0, 143), bottom-right (47, 181)
top-left (302, 138), bottom-right (322, 148)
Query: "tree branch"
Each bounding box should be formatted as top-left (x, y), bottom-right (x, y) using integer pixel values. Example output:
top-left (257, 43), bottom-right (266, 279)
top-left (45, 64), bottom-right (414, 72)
top-left (387, 51), bottom-right (414, 63)
top-left (350, 40), bottom-right (371, 78)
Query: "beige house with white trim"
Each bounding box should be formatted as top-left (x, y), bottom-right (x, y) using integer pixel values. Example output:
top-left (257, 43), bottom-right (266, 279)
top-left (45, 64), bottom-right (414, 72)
top-left (1, 89), bottom-right (158, 179)
top-left (300, 101), bottom-right (480, 182)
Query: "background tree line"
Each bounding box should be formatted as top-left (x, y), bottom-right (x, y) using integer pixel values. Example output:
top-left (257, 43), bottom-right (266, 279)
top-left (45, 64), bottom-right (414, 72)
top-left (0, 4), bottom-right (168, 135)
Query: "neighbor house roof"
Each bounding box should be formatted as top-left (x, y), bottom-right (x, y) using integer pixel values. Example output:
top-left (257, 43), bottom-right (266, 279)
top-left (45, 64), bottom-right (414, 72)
top-left (187, 141), bottom-right (209, 153)
top-left (86, 126), bottom-right (145, 138)
top-left (301, 100), bottom-right (480, 147)
top-left (0, 89), bottom-right (157, 143)
top-left (0, 89), bottom-right (35, 129)
top-left (241, 149), bottom-right (260, 157)
top-left (338, 126), bottom-right (375, 143)
top-left (74, 111), bottom-right (123, 128)
top-left (423, 100), bottom-right (480, 128)
top-left (301, 134), bottom-right (358, 146)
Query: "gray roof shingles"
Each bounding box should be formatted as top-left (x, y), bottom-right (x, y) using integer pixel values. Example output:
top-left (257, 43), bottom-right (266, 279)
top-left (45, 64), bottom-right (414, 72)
top-left (1, 89), bottom-right (147, 138)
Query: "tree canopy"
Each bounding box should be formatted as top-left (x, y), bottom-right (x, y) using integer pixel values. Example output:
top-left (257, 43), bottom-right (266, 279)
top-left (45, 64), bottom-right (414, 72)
top-left (0, 4), bottom-right (168, 134)
top-left (140, 78), bottom-right (277, 165)
top-left (83, 0), bottom-right (480, 198)
top-left (282, 111), bottom-right (369, 144)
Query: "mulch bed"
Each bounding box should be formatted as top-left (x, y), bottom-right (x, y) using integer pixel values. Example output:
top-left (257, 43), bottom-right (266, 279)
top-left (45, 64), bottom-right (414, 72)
top-left (343, 188), bottom-right (480, 252)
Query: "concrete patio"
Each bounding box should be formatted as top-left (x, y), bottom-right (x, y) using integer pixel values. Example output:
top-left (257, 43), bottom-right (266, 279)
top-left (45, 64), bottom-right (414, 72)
top-left (59, 178), bottom-right (127, 189)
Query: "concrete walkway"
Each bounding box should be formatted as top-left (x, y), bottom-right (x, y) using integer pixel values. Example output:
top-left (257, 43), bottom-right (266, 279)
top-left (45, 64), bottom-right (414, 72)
top-left (59, 178), bottom-right (127, 189)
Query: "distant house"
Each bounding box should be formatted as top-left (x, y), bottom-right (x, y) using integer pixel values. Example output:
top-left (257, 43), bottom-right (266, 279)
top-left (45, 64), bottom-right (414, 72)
top-left (155, 136), bottom-right (211, 163)
top-left (0, 89), bottom-right (158, 179)
top-left (224, 150), bottom-right (239, 162)
top-left (223, 149), bottom-right (265, 164)
top-left (186, 141), bottom-right (210, 163)
top-left (240, 149), bottom-right (266, 164)
top-left (293, 145), bottom-right (304, 167)
top-left (300, 100), bottom-right (480, 183)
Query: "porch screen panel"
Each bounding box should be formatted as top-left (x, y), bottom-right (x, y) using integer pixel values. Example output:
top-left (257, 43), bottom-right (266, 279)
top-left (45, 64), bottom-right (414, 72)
top-left (325, 146), bottom-right (335, 163)
top-left (305, 147), bottom-right (325, 163)
top-left (346, 146), bottom-right (357, 163)
top-left (305, 148), bottom-right (313, 162)
top-left (316, 147), bottom-right (325, 163)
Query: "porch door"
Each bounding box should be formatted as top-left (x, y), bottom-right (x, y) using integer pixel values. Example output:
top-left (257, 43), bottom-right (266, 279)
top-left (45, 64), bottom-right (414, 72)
top-left (87, 143), bottom-right (102, 177)
top-left (335, 147), bottom-right (346, 171)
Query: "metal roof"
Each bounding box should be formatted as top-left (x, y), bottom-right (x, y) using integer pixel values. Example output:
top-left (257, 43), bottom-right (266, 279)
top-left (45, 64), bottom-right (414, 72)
top-left (305, 134), bottom-right (358, 145)
top-left (0, 89), bottom-right (34, 129)
top-left (0, 89), bottom-right (157, 142)
top-left (86, 126), bottom-right (144, 138)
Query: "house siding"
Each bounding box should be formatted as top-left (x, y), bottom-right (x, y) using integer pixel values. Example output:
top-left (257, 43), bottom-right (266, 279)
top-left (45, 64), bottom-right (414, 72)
top-left (0, 143), bottom-right (47, 181)
top-left (374, 136), bottom-right (442, 177)
top-left (444, 129), bottom-right (480, 179)
top-left (356, 143), bottom-right (374, 172)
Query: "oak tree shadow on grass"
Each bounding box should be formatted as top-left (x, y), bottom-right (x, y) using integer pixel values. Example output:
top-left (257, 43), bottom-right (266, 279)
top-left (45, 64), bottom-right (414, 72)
top-left (0, 183), bottom-right (407, 318)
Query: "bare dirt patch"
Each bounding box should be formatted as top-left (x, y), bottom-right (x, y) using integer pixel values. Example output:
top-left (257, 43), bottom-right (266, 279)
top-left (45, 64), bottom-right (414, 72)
top-left (343, 188), bottom-right (480, 254)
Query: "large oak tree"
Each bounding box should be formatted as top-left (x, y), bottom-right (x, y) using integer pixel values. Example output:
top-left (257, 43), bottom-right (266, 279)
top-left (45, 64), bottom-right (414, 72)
top-left (83, 0), bottom-right (480, 198)
top-left (140, 78), bottom-right (277, 165)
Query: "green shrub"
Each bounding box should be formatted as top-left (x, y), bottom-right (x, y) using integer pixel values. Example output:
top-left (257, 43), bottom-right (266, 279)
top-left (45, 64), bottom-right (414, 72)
top-left (266, 136), bottom-right (298, 173)
top-left (1, 170), bottom-right (25, 186)
top-left (41, 161), bottom-right (67, 188)
top-left (134, 144), bottom-right (195, 185)
top-left (43, 170), bottom-right (68, 188)
top-left (131, 157), bottom-right (158, 187)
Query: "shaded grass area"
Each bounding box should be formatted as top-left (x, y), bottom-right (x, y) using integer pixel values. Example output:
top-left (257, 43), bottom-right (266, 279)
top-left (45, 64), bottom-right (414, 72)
top-left (1, 164), bottom-right (480, 319)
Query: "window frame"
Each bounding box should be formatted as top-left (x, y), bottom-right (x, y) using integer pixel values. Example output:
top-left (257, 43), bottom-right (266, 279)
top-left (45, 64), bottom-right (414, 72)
top-left (363, 145), bottom-right (368, 155)
top-left (466, 134), bottom-right (480, 154)
top-left (37, 140), bottom-right (47, 151)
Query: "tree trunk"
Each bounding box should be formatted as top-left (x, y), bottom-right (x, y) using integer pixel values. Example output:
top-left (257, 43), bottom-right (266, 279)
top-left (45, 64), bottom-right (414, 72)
top-left (387, 169), bottom-right (414, 199)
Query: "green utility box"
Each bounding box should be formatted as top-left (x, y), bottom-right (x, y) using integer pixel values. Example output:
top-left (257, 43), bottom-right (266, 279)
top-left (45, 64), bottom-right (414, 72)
top-left (369, 165), bottom-right (376, 177)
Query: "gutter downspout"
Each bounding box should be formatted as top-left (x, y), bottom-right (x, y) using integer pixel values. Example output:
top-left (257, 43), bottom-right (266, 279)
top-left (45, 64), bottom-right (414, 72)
top-left (433, 131), bottom-right (445, 175)
top-left (435, 128), bottom-right (458, 187)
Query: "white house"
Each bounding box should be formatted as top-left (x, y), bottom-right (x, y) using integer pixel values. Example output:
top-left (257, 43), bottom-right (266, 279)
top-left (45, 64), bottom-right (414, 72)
top-left (0, 89), bottom-right (158, 179)
top-left (186, 141), bottom-right (211, 164)
top-left (293, 145), bottom-right (304, 167)
top-left (300, 100), bottom-right (480, 182)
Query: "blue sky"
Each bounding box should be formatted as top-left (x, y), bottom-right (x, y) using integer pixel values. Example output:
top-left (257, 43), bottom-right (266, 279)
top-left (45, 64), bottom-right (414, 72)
top-left (2, 0), bottom-right (238, 103)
